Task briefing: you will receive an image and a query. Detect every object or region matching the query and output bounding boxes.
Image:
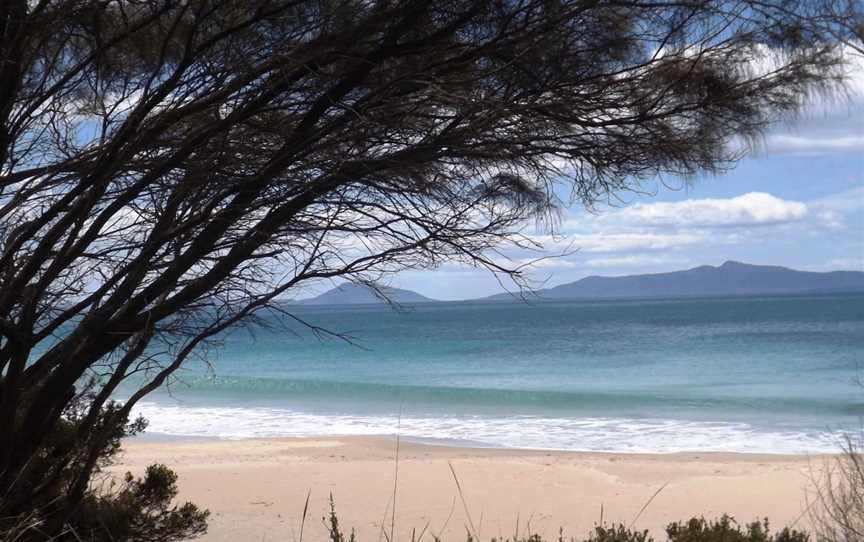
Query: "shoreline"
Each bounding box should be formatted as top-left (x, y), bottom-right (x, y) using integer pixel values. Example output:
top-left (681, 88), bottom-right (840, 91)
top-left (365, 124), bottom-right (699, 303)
top-left (114, 435), bottom-right (832, 541)
top-left (130, 396), bottom-right (844, 455)
top-left (129, 431), bottom-right (828, 458)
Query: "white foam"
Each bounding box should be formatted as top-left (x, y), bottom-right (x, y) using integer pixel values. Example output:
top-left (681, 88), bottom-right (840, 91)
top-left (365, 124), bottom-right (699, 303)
top-left (130, 401), bottom-right (840, 454)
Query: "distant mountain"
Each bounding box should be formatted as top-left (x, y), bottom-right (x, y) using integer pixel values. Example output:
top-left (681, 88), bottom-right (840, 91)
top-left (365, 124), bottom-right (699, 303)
top-left (484, 261), bottom-right (864, 301)
top-left (297, 283), bottom-right (437, 305)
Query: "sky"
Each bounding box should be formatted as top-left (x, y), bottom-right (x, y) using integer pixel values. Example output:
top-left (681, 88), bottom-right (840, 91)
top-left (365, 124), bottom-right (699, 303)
top-left (328, 60), bottom-right (864, 301)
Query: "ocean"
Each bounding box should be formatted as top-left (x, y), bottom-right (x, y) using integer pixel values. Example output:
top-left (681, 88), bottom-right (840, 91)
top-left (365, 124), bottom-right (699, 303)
top-left (130, 293), bottom-right (864, 454)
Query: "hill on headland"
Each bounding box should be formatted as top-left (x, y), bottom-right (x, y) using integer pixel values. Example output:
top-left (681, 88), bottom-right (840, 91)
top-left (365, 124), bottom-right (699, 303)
top-left (295, 262), bottom-right (864, 305)
top-left (482, 261), bottom-right (864, 301)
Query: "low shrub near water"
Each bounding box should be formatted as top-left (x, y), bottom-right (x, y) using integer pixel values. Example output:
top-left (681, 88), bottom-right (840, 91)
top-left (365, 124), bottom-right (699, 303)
top-left (662, 517), bottom-right (808, 542)
top-left (489, 518), bottom-right (808, 542)
top-left (320, 500), bottom-right (811, 542)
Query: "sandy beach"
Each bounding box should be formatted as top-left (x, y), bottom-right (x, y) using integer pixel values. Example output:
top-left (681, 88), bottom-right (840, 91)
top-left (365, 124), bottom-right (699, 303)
top-left (112, 437), bottom-right (828, 541)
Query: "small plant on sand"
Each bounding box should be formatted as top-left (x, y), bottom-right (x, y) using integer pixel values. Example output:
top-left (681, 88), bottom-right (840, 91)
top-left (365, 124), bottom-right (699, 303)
top-left (665, 516), bottom-right (808, 542)
top-left (587, 524), bottom-right (652, 542)
top-left (325, 494), bottom-right (357, 542)
top-left (317, 500), bottom-right (810, 542)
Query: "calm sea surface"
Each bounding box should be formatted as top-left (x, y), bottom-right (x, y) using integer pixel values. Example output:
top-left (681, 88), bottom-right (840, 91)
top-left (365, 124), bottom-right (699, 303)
top-left (131, 294), bottom-right (864, 453)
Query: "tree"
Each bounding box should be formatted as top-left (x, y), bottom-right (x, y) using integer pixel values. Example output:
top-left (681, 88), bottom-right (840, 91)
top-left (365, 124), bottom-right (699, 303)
top-left (0, 0), bottom-right (860, 538)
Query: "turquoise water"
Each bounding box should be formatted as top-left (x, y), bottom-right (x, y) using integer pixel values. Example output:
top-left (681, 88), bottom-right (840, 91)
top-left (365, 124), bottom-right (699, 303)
top-left (132, 294), bottom-right (864, 453)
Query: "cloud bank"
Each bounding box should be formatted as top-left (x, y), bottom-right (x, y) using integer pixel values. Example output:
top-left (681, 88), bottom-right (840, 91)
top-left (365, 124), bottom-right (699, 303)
top-left (519, 190), bottom-right (849, 272)
top-left (613, 192), bottom-right (809, 228)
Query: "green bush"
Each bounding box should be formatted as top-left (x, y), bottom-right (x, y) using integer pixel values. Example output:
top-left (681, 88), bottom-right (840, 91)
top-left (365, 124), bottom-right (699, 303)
top-left (482, 518), bottom-right (807, 542)
top-left (70, 463), bottom-right (209, 542)
top-left (469, 517), bottom-right (808, 542)
top-left (587, 524), bottom-right (652, 542)
top-left (0, 390), bottom-right (208, 542)
top-left (323, 498), bottom-right (809, 542)
top-left (665, 516), bottom-right (808, 542)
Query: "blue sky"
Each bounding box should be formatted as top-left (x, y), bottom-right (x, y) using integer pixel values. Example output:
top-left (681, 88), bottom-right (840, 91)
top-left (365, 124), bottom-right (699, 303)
top-left (390, 88), bottom-right (864, 300)
top-left (290, 59), bottom-right (863, 301)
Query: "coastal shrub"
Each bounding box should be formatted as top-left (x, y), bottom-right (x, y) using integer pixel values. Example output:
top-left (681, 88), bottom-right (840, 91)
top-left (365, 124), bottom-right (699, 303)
top-left (494, 518), bottom-right (809, 542)
top-left (463, 517), bottom-right (809, 542)
top-left (665, 516), bottom-right (808, 542)
top-left (72, 463), bottom-right (209, 542)
top-left (481, 515), bottom-right (809, 542)
top-left (0, 389), bottom-right (208, 542)
top-left (323, 499), bottom-right (808, 542)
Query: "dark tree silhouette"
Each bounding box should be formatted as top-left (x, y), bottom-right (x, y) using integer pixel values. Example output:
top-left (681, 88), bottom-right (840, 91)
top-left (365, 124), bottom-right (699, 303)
top-left (0, 0), bottom-right (860, 538)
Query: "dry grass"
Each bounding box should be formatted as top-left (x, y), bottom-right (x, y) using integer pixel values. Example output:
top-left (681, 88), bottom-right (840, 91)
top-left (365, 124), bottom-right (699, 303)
top-left (809, 434), bottom-right (864, 542)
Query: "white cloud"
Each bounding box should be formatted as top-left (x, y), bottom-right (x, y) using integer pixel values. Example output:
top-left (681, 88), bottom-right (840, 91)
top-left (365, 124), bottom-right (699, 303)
top-left (802, 185), bottom-right (864, 230)
top-left (825, 257), bottom-right (864, 271)
top-left (812, 185), bottom-right (864, 212)
top-left (514, 257), bottom-right (580, 270)
top-left (597, 192), bottom-right (809, 228)
top-left (802, 256), bottom-right (864, 272)
top-left (764, 134), bottom-right (864, 154)
top-left (498, 188), bottom-right (856, 279)
top-left (568, 231), bottom-right (717, 252)
top-left (584, 255), bottom-right (690, 268)
top-left (752, 47), bottom-right (864, 156)
top-left (537, 190), bottom-right (854, 256)
top-left (527, 228), bottom-right (745, 255)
